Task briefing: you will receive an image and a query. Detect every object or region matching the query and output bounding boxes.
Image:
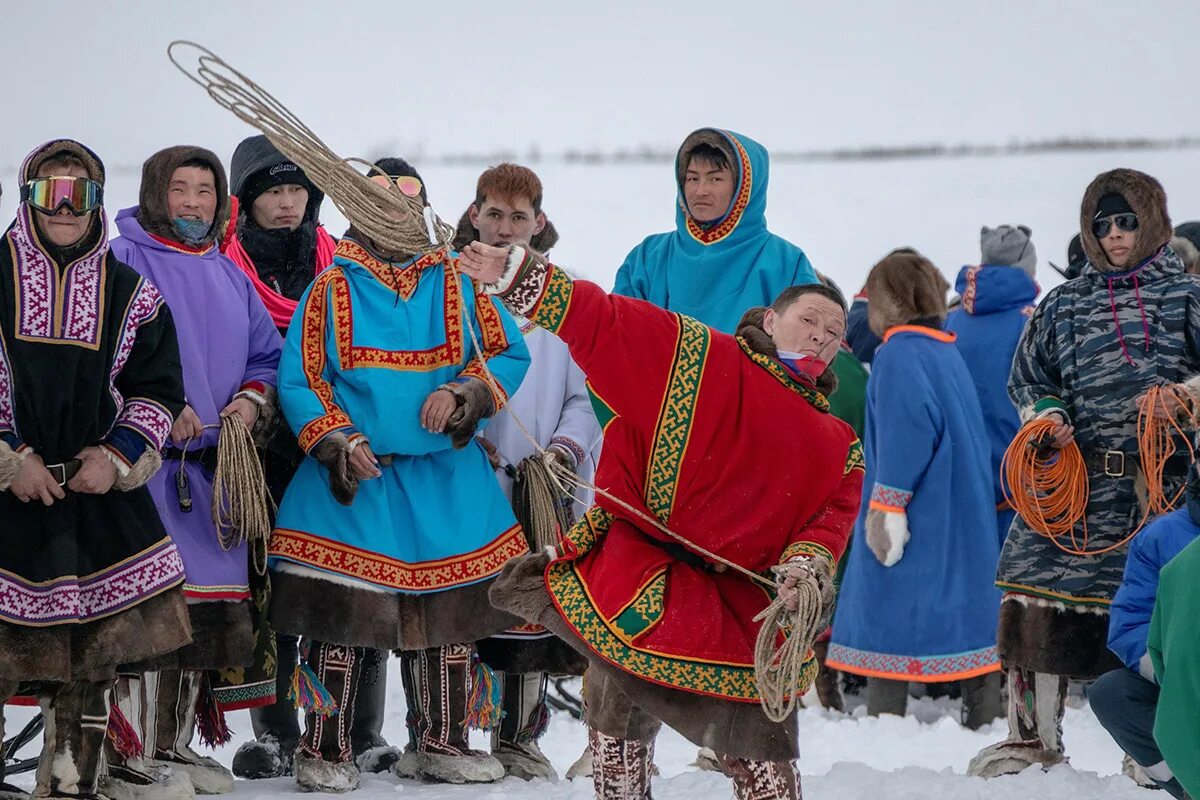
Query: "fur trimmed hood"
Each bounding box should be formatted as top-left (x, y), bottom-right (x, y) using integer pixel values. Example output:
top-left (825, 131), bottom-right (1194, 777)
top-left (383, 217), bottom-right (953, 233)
top-left (19, 139), bottom-right (106, 186)
top-left (451, 208), bottom-right (559, 254)
top-left (865, 249), bottom-right (950, 336)
top-left (136, 145), bottom-right (231, 247)
top-left (1080, 169), bottom-right (1172, 273)
top-left (675, 128), bottom-right (738, 192)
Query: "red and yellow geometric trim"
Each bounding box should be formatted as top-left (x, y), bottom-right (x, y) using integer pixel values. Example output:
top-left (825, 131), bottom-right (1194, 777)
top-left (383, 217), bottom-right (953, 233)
top-left (845, 438), bottom-right (865, 474)
top-left (268, 525), bottom-right (529, 593)
top-left (335, 239), bottom-right (446, 301)
top-left (297, 410), bottom-right (353, 453)
top-left (682, 132), bottom-right (753, 246)
top-left (779, 541), bottom-right (836, 567)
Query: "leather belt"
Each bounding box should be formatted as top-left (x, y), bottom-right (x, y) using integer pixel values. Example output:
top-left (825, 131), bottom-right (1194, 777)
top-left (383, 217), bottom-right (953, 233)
top-left (44, 459), bottom-right (82, 487)
top-left (1083, 450), bottom-right (1190, 478)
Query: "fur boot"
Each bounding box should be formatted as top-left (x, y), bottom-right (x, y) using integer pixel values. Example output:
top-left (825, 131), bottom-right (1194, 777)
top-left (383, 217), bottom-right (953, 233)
top-left (294, 642), bottom-right (364, 793)
top-left (35, 681), bottom-right (113, 799)
top-left (491, 672), bottom-right (555, 780)
top-left (811, 640), bottom-right (844, 712)
top-left (565, 745), bottom-right (593, 780)
top-left (967, 669), bottom-right (1068, 778)
top-left (392, 644), bottom-right (504, 784)
top-left (0, 679), bottom-right (24, 798)
top-left (590, 727), bottom-right (654, 800)
top-left (720, 755), bottom-right (803, 800)
top-left (143, 670), bottom-right (234, 795)
top-left (230, 733), bottom-right (294, 780)
top-left (693, 747), bottom-right (723, 772)
top-left (101, 676), bottom-right (196, 800)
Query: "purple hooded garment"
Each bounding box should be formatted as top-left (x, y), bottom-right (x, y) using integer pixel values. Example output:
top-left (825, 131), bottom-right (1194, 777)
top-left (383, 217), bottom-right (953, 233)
top-left (111, 206), bottom-right (282, 600)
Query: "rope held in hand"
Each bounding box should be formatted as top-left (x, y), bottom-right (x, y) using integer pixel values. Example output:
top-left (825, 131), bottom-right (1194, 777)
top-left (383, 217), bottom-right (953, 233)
top-left (211, 415), bottom-right (274, 576)
top-left (1002, 385), bottom-right (1196, 556)
top-left (167, 40), bottom-right (818, 718)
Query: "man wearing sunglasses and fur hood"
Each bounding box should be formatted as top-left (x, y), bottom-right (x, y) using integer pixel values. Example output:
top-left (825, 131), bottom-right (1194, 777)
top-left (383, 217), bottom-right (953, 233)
top-left (970, 169), bottom-right (1200, 778)
top-left (0, 140), bottom-right (192, 800)
top-left (264, 158), bottom-right (531, 793)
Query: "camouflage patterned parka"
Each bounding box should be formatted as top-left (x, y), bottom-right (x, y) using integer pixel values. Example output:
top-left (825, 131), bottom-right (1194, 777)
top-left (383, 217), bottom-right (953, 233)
top-left (996, 168), bottom-right (1200, 678)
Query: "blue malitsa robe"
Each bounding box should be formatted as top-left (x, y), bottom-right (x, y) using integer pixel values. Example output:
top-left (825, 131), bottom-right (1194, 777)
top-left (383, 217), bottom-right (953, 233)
top-left (945, 265), bottom-right (1038, 548)
top-left (268, 239), bottom-right (531, 594)
top-left (828, 325), bottom-right (1002, 682)
top-left (612, 128), bottom-right (817, 334)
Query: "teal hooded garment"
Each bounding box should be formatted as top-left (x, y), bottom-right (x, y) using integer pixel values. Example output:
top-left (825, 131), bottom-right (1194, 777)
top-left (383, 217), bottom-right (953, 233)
top-left (612, 128), bottom-right (818, 334)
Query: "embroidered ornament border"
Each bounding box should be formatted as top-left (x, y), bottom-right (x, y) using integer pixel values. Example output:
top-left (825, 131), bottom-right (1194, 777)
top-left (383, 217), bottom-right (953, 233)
top-left (824, 642), bottom-right (1002, 683)
top-left (645, 315), bottom-right (710, 522)
top-left (736, 338), bottom-right (830, 412)
top-left (268, 524), bottom-right (529, 593)
top-left (683, 133), bottom-right (754, 246)
top-left (528, 266), bottom-right (574, 334)
top-left (546, 558), bottom-right (817, 701)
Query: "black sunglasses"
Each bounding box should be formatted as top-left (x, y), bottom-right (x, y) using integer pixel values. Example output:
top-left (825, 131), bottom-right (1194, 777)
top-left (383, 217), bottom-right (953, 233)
top-left (1092, 213), bottom-right (1139, 239)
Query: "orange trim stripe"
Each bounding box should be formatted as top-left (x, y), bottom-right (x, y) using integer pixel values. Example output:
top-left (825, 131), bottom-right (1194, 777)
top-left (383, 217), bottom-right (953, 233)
top-left (823, 658), bottom-right (1002, 684)
top-left (882, 324), bottom-right (957, 344)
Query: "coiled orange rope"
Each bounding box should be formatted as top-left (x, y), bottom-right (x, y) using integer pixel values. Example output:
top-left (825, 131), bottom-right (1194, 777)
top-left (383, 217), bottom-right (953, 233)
top-left (1002, 385), bottom-right (1196, 556)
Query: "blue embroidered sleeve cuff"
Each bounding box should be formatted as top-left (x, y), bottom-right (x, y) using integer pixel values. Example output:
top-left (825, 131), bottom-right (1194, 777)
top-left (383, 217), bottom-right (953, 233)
top-left (869, 482), bottom-right (913, 512)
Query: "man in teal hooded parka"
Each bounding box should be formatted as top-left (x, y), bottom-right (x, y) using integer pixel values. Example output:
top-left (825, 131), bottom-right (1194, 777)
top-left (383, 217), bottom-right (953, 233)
top-left (613, 128), bottom-right (818, 333)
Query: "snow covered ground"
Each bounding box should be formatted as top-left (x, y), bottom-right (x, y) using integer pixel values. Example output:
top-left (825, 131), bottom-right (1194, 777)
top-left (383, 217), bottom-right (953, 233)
top-left (4, 667), bottom-right (1156, 799)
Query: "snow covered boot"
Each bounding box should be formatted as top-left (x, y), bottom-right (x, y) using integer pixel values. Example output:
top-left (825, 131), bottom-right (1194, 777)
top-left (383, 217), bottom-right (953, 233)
top-left (720, 755), bottom-right (803, 800)
top-left (393, 644), bottom-right (504, 784)
top-left (590, 727), bottom-right (653, 800)
top-left (230, 732), bottom-right (295, 780)
top-left (565, 744), bottom-right (593, 780)
top-left (100, 676), bottom-right (195, 800)
top-left (34, 680), bottom-right (113, 799)
top-left (967, 669), bottom-right (1068, 777)
top-left (693, 747), bottom-right (723, 772)
top-left (812, 639), bottom-right (844, 712)
top-left (490, 671), bottom-right (556, 780)
top-left (351, 650), bottom-right (399, 774)
top-left (294, 642), bottom-right (364, 793)
top-left (142, 670), bottom-right (234, 795)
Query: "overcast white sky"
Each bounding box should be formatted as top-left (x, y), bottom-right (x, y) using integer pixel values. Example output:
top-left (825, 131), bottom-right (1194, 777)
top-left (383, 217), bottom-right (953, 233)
top-left (3, 0), bottom-right (1198, 174)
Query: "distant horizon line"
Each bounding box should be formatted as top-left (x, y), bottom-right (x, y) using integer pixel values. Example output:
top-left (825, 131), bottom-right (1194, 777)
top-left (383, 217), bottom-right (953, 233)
top-left (7, 135), bottom-right (1199, 175)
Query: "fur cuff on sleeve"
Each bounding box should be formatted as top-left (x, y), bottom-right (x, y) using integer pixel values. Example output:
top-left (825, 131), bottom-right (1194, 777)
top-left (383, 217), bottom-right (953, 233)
top-left (113, 448), bottom-right (163, 491)
top-left (0, 440), bottom-right (29, 492)
top-left (483, 246), bottom-right (552, 319)
top-left (481, 246), bottom-right (533, 296)
top-left (247, 384), bottom-right (280, 449)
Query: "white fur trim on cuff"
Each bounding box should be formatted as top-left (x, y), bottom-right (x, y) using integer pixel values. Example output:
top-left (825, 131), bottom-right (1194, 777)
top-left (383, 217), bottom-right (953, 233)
top-left (483, 245), bottom-right (528, 296)
top-left (234, 389), bottom-right (267, 407)
top-left (101, 446), bottom-right (132, 478)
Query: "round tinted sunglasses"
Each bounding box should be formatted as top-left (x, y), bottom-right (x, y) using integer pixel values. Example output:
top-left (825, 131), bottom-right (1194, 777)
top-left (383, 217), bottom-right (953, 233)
top-left (368, 173), bottom-right (423, 198)
top-left (20, 175), bottom-right (103, 216)
top-left (1092, 213), bottom-right (1139, 239)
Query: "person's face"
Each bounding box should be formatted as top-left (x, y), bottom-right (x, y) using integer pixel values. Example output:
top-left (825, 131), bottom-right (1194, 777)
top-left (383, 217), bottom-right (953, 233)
top-left (1097, 215), bottom-right (1139, 268)
top-left (468, 194), bottom-right (546, 247)
top-left (763, 294), bottom-right (846, 364)
top-left (251, 184), bottom-right (309, 231)
top-left (167, 166), bottom-right (218, 226)
top-left (31, 162), bottom-right (95, 248)
top-left (682, 156), bottom-right (736, 223)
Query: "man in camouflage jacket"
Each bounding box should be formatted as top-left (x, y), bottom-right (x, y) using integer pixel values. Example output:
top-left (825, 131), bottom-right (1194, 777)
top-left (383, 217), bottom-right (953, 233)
top-left (970, 168), bottom-right (1200, 777)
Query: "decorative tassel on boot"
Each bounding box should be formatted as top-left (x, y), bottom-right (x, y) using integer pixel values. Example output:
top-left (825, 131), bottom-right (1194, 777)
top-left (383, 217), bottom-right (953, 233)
top-left (195, 673), bottom-right (233, 748)
top-left (105, 701), bottom-right (144, 760)
top-left (289, 663), bottom-right (338, 717)
top-left (465, 657), bottom-right (504, 731)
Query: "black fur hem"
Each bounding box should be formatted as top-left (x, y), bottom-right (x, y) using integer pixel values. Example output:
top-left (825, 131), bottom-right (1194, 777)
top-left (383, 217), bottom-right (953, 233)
top-left (997, 596), bottom-right (1122, 679)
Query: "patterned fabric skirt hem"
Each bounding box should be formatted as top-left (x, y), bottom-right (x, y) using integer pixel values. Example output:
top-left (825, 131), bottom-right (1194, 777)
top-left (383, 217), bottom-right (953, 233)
top-left (825, 642), bottom-right (1002, 682)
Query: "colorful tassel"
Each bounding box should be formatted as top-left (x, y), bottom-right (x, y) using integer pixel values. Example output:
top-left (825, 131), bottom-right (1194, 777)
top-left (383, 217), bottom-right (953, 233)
top-left (465, 657), bottom-right (504, 731)
top-left (288, 662), bottom-right (338, 717)
top-left (105, 702), bottom-right (144, 760)
top-left (195, 674), bottom-right (233, 748)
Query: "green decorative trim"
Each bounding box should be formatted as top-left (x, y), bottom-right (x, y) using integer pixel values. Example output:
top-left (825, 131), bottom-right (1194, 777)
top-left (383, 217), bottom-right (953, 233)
top-left (556, 506), bottom-right (614, 560)
top-left (645, 315), bottom-right (711, 522)
top-left (587, 380), bottom-right (618, 434)
top-left (211, 678), bottom-right (276, 711)
top-left (547, 559), bottom-right (818, 701)
top-left (529, 264), bottom-right (575, 334)
top-left (736, 338), bottom-right (831, 412)
top-left (780, 542), bottom-right (835, 567)
top-left (612, 569), bottom-right (667, 640)
top-left (997, 583), bottom-right (1112, 608)
top-left (845, 439), bottom-right (865, 474)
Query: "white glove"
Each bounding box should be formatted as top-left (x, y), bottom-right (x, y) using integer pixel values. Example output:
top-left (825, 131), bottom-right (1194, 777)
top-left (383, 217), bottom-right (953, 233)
top-left (866, 508), bottom-right (910, 567)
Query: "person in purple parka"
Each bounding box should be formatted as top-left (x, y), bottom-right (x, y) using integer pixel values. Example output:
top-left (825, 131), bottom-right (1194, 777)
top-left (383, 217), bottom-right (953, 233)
top-left (106, 146), bottom-right (283, 796)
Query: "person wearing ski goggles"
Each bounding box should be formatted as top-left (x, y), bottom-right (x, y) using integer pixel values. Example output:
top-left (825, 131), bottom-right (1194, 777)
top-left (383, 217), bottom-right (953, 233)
top-left (19, 163), bottom-right (103, 249)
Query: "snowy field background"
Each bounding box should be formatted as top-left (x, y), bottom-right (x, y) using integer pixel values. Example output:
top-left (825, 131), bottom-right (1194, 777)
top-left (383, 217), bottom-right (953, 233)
top-left (2, 665), bottom-right (1158, 799)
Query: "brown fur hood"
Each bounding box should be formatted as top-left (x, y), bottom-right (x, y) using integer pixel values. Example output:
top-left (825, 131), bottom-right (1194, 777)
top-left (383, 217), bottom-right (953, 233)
top-left (865, 249), bottom-right (950, 336)
top-left (136, 145), bottom-right (231, 247)
top-left (451, 207), bottom-right (559, 254)
top-left (675, 128), bottom-right (738, 191)
top-left (1080, 169), bottom-right (1172, 273)
top-left (20, 139), bottom-right (106, 186)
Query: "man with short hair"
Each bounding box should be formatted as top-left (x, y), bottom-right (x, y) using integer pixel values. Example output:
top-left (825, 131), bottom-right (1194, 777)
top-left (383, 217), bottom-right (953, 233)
top-left (613, 128), bottom-right (817, 334)
top-left (448, 163), bottom-right (600, 781)
top-left (108, 145), bottom-right (283, 795)
top-left (0, 139), bottom-right (191, 800)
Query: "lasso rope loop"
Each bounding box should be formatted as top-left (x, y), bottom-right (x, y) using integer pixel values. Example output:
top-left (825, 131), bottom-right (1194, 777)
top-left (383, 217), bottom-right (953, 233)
top-left (211, 415), bottom-right (274, 576)
top-left (168, 40), bottom-right (815, 717)
top-left (167, 41), bottom-right (455, 259)
top-left (1002, 384), bottom-right (1197, 556)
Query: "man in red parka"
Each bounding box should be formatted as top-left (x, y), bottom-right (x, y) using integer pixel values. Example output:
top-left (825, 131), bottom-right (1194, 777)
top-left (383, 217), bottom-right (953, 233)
top-left (460, 242), bottom-right (863, 800)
